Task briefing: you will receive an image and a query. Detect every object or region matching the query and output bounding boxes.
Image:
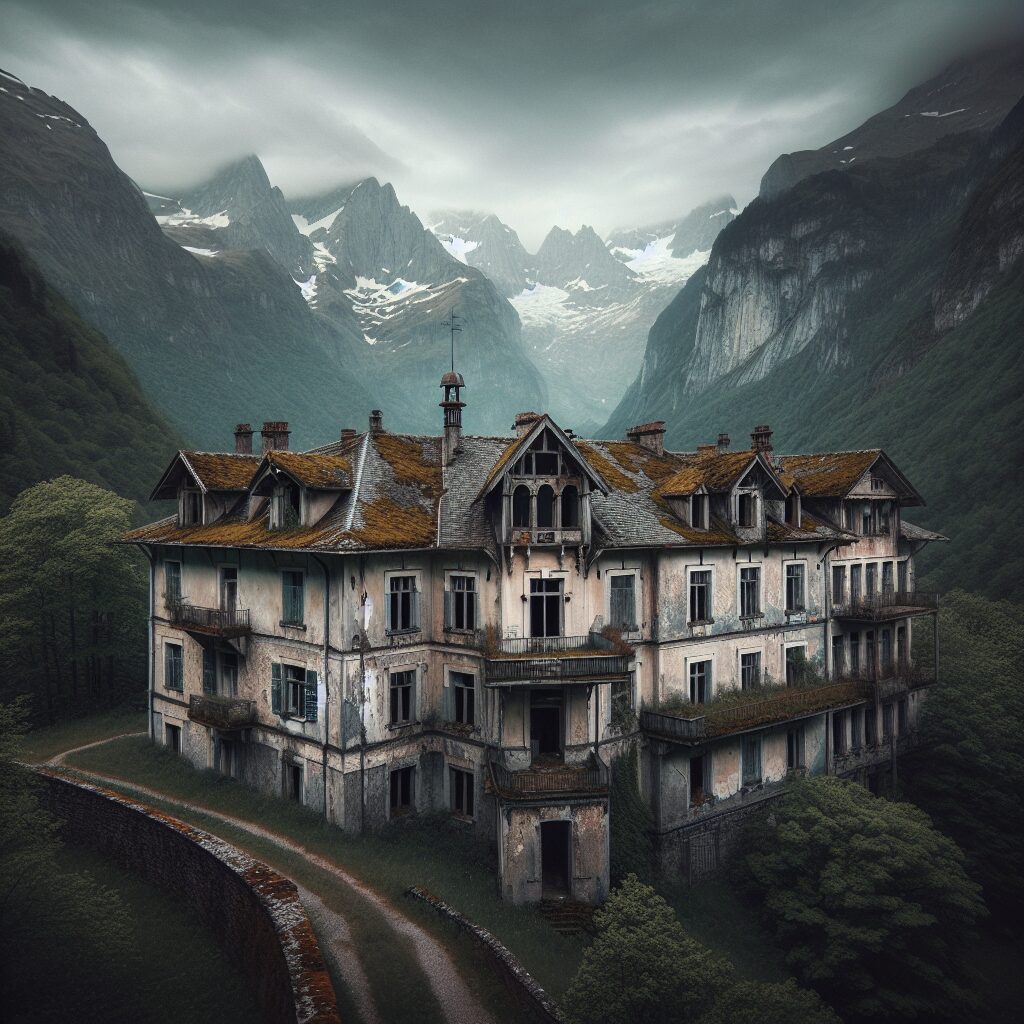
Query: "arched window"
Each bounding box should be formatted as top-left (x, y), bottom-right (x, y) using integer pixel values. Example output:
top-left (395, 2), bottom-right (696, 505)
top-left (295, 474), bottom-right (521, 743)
top-left (512, 485), bottom-right (531, 527)
top-left (561, 485), bottom-right (579, 528)
top-left (537, 485), bottom-right (555, 528)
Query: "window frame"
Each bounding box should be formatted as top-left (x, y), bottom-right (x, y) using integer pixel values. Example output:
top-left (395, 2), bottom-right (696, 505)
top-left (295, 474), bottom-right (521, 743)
top-left (832, 564), bottom-right (846, 606)
top-left (449, 765), bottom-right (475, 820)
top-left (164, 641), bottom-right (184, 692)
top-left (448, 669), bottom-right (476, 727)
top-left (783, 641), bottom-right (808, 687)
top-left (783, 560), bottom-right (806, 613)
top-left (385, 571), bottom-right (421, 635)
top-left (739, 648), bottom-right (763, 691)
top-left (444, 571), bottom-right (478, 633)
top-left (741, 734), bottom-right (762, 785)
top-left (219, 564), bottom-right (239, 612)
top-left (389, 668), bottom-right (416, 726)
top-left (164, 560), bottom-right (182, 606)
top-left (389, 764), bottom-right (416, 816)
top-left (687, 657), bottom-right (713, 705)
top-left (687, 566), bottom-right (714, 625)
top-left (281, 568), bottom-right (305, 627)
top-left (606, 570), bottom-right (639, 632)
top-left (738, 564), bottom-right (763, 619)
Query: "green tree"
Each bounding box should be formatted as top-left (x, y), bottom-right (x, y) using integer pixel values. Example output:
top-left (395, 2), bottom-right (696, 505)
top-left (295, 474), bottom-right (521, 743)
top-left (563, 874), bottom-right (732, 1024)
top-left (0, 476), bottom-right (145, 722)
top-left (706, 978), bottom-right (839, 1024)
top-left (737, 775), bottom-right (985, 1021)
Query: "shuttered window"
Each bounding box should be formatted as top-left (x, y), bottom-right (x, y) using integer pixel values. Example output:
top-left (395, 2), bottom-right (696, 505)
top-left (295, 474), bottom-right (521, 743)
top-left (272, 663), bottom-right (317, 721)
top-left (282, 570), bottom-right (304, 625)
top-left (609, 574), bottom-right (637, 630)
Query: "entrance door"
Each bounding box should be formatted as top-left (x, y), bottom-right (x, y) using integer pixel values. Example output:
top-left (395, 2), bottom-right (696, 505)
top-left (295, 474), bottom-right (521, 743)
top-left (689, 753), bottom-right (706, 806)
top-left (541, 820), bottom-right (571, 895)
top-left (530, 578), bottom-right (563, 638)
top-left (530, 690), bottom-right (563, 761)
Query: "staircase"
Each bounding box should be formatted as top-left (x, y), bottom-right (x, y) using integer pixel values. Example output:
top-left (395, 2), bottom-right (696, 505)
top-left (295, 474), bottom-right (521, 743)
top-left (539, 896), bottom-right (596, 935)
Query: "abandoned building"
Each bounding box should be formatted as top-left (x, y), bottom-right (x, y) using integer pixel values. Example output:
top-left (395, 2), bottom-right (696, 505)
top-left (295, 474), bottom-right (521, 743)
top-left (126, 375), bottom-right (945, 901)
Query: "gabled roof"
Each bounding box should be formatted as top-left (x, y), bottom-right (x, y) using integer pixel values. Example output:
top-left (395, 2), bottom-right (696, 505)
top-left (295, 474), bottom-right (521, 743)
top-left (150, 451), bottom-right (261, 500)
top-left (777, 450), bottom-right (923, 504)
top-left (658, 449), bottom-right (787, 498)
top-left (251, 450), bottom-right (353, 492)
top-left (900, 520), bottom-right (948, 543)
top-left (477, 414), bottom-right (609, 499)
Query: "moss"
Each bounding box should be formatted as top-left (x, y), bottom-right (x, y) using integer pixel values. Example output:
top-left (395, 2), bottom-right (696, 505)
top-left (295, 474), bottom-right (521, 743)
top-left (374, 434), bottom-right (441, 495)
top-left (348, 496), bottom-right (436, 548)
top-left (576, 442), bottom-right (640, 493)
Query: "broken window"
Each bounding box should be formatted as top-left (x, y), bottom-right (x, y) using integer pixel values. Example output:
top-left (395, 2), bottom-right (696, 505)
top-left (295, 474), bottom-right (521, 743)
top-left (520, 429), bottom-right (562, 476)
top-left (165, 723), bottom-right (181, 753)
top-left (561, 485), bottom-right (580, 528)
top-left (164, 560), bottom-right (182, 606)
top-left (449, 767), bottom-right (474, 818)
top-left (690, 494), bottom-right (708, 529)
top-left (450, 671), bottom-right (475, 726)
top-left (389, 669), bottom-right (415, 725)
top-left (689, 660), bottom-right (711, 704)
top-left (739, 566), bottom-right (761, 617)
top-left (785, 563), bottom-right (805, 612)
top-left (282, 570), bottom-right (304, 625)
top-left (390, 765), bottom-right (415, 815)
top-left (740, 651), bottom-right (761, 690)
top-left (220, 566), bottom-right (238, 611)
top-left (164, 642), bottom-right (183, 691)
top-left (741, 735), bottom-right (762, 785)
top-left (689, 753), bottom-right (708, 807)
top-left (445, 574), bottom-right (477, 631)
top-left (785, 645), bottom-right (807, 687)
top-left (832, 565), bottom-right (846, 606)
top-left (387, 575), bottom-right (419, 633)
top-left (689, 570), bottom-right (712, 623)
top-left (271, 663), bottom-right (317, 721)
top-left (609, 574), bottom-right (637, 630)
top-left (512, 485), bottom-right (530, 527)
top-left (738, 492), bottom-right (756, 528)
top-left (271, 484), bottom-right (301, 530)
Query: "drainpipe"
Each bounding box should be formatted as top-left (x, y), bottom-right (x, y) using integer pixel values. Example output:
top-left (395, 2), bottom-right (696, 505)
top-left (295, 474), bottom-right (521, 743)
top-left (311, 554), bottom-right (331, 821)
top-left (143, 545), bottom-right (156, 741)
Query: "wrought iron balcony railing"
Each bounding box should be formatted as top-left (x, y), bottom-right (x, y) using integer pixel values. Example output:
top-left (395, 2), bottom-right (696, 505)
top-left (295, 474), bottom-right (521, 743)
top-left (488, 754), bottom-right (609, 800)
top-left (188, 693), bottom-right (257, 730)
top-left (484, 633), bottom-right (632, 685)
top-left (833, 591), bottom-right (938, 620)
top-left (169, 602), bottom-right (251, 637)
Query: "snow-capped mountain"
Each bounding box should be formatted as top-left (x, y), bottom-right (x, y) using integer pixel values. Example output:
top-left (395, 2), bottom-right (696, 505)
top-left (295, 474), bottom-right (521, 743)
top-left (431, 211), bottom-right (534, 297)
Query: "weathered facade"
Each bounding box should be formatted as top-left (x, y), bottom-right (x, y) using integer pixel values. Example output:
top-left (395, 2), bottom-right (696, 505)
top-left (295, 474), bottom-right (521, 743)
top-left (127, 386), bottom-right (944, 902)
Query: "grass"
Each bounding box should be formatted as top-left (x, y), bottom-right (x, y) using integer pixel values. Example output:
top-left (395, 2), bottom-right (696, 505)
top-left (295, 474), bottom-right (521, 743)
top-left (20, 705), bottom-right (146, 762)
top-left (64, 734), bottom-right (586, 1002)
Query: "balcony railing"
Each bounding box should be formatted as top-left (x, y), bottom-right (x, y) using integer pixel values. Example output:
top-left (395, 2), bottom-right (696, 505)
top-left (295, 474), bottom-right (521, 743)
top-left (642, 680), bottom-right (873, 744)
top-left (488, 754), bottom-right (609, 800)
top-left (833, 591), bottom-right (938, 620)
top-left (169, 602), bottom-right (251, 637)
top-left (831, 664), bottom-right (937, 697)
top-left (485, 633), bottom-right (631, 685)
top-left (188, 693), bottom-right (257, 730)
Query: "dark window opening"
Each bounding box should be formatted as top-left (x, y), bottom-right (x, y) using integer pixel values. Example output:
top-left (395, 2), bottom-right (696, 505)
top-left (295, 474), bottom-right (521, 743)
top-left (286, 763), bottom-right (302, 803)
top-left (833, 711), bottom-right (846, 755)
top-left (450, 767), bottom-right (474, 818)
top-left (690, 494), bottom-right (708, 529)
top-left (787, 728), bottom-right (804, 770)
top-left (849, 632), bottom-right (861, 674)
top-left (446, 574), bottom-right (477, 631)
top-left (561, 485), bottom-right (579, 528)
top-left (689, 754), bottom-right (707, 807)
top-left (851, 708), bottom-right (863, 750)
top-left (451, 671), bottom-right (475, 726)
top-left (832, 565), bottom-right (846, 605)
top-left (738, 492), bottom-right (756, 528)
top-left (220, 567), bottom-right (238, 611)
top-left (165, 723), bottom-right (181, 754)
top-left (740, 652), bottom-right (761, 690)
top-left (530, 689), bottom-right (563, 760)
top-left (390, 670), bottom-right (414, 725)
top-left (689, 570), bottom-right (712, 623)
top-left (540, 820), bottom-right (571, 895)
top-left (387, 575), bottom-right (419, 633)
top-left (851, 564), bottom-right (862, 603)
top-left (512, 485), bottom-right (531, 527)
top-left (536, 485), bottom-right (555, 528)
top-left (689, 660), bottom-right (711, 704)
top-left (183, 489), bottom-right (201, 525)
top-left (742, 735), bottom-right (761, 785)
top-left (390, 765), bottom-right (414, 815)
top-left (785, 646), bottom-right (807, 687)
top-left (529, 578), bottom-right (563, 638)
top-left (785, 493), bottom-right (800, 526)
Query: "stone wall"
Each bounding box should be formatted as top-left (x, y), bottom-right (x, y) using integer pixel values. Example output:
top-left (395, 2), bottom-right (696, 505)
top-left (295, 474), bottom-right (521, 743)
top-left (39, 771), bottom-right (341, 1024)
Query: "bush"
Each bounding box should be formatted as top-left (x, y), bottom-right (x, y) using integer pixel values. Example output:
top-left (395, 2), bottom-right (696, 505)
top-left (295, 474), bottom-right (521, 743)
top-left (609, 745), bottom-right (654, 884)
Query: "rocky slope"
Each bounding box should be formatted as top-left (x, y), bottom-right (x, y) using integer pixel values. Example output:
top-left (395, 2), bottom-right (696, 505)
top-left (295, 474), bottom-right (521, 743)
top-left (430, 210), bottom-right (534, 297)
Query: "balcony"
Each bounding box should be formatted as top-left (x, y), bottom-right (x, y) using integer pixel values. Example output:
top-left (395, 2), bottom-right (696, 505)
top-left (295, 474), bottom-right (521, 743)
top-left (833, 591), bottom-right (938, 621)
top-left (188, 693), bottom-right (257, 730)
top-left (832, 664), bottom-right (937, 699)
top-left (169, 602), bottom-right (251, 638)
top-left (484, 634), bottom-right (632, 687)
top-left (641, 679), bottom-right (873, 745)
top-left (488, 754), bottom-right (609, 801)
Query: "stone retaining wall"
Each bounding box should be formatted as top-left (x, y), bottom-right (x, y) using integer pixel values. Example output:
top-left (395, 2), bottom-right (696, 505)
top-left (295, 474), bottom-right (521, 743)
top-left (39, 770), bottom-right (341, 1024)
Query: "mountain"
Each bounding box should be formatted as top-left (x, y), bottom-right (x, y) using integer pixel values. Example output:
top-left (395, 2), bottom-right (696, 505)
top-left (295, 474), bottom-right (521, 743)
top-left (667, 196), bottom-right (738, 255)
top-left (0, 230), bottom-right (180, 511)
top-left (535, 224), bottom-right (638, 294)
top-left (760, 43), bottom-right (1024, 199)
top-left (606, 65), bottom-right (1024, 601)
top-left (0, 69), bottom-right (374, 451)
top-left (431, 210), bottom-right (534, 297)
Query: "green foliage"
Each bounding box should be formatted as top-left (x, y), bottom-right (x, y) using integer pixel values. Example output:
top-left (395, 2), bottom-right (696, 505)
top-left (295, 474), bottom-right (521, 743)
top-left (0, 232), bottom-right (180, 515)
top-left (736, 775), bottom-right (985, 1021)
top-left (705, 978), bottom-right (839, 1024)
top-left (609, 745), bottom-right (655, 884)
top-left (0, 477), bottom-right (146, 721)
top-left (904, 591), bottom-right (1024, 921)
top-left (564, 874), bottom-right (732, 1024)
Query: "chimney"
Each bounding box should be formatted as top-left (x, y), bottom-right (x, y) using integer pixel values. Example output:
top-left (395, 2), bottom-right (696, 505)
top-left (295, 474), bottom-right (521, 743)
top-left (260, 421), bottom-right (290, 453)
top-left (716, 432), bottom-right (730, 452)
top-left (234, 423), bottom-right (253, 455)
top-left (440, 371), bottom-right (466, 467)
top-left (340, 428), bottom-right (357, 444)
top-left (751, 424), bottom-right (773, 453)
top-left (513, 411), bottom-right (541, 438)
top-left (626, 421), bottom-right (666, 456)
top-left (369, 409), bottom-right (384, 433)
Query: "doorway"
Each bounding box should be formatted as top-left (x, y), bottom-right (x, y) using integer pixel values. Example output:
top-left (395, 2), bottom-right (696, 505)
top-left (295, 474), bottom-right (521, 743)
top-left (286, 763), bottom-right (302, 803)
top-left (530, 578), bottom-right (563, 638)
top-left (689, 753), bottom-right (707, 807)
top-left (541, 820), bottom-right (571, 895)
top-left (530, 690), bottom-right (563, 761)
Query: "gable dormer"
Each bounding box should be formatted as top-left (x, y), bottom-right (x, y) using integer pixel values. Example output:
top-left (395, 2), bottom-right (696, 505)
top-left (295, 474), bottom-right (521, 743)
top-left (151, 451), bottom-right (260, 527)
top-left (249, 450), bottom-right (353, 530)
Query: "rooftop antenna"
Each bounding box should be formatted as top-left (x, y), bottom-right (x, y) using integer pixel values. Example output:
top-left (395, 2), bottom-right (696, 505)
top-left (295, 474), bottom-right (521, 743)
top-left (442, 307), bottom-right (463, 372)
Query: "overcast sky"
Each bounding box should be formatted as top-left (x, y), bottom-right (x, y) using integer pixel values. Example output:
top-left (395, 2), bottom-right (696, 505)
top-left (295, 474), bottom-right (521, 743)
top-left (2, 0), bottom-right (1021, 248)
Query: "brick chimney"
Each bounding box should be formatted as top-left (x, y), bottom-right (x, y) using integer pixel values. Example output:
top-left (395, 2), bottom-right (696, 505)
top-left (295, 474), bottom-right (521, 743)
top-left (340, 428), bottom-right (357, 444)
top-left (234, 423), bottom-right (253, 455)
top-left (260, 421), bottom-right (290, 453)
top-left (626, 421), bottom-right (666, 456)
top-left (513, 412), bottom-right (542, 438)
top-left (369, 410), bottom-right (384, 433)
top-left (751, 424), bottom-right (773, 453)
top-left (716, 432), bottom-right (730, 452)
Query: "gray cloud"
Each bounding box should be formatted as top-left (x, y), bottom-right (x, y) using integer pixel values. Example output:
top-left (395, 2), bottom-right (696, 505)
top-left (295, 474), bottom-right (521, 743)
top-left (2, 0), bottom-right (1021, 248)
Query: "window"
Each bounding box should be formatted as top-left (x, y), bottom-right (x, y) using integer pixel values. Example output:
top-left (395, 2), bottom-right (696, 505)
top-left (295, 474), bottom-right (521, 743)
top-left (785, 645), bottom-right (807, 687)
top-left (271, 485), bottom-right (301, 530)
top-left (897, 626), bottom-right (907, 667)
top-left (202, 648), bottom-right (216, 695)
top-left (850, 564), bottom-right (862, 603)
top-left (897, 560), bottom-right (909, 592)
top-left (832, 565), bottom-right (846, 605)
top-left (786, 728), bottom-right (804, 770)
top-left (512, 485), bottom-right (530, 527)
top-left (536, 484), bottom-right (555, 528)
top-left (832, 711), bottom-right (847, 755)
top-left (220, 566), bottom-right (238, 611)
top-left (450, 767), bottom-right (474, 818)
top-left (221, 652), bottom-right (238, 697)
top-left (865, 562), bottom-right (877, 597)
top-left (689, 660), bottom-right (711, 704)
top-left (529, 577), bottom-right (563, 638)
top-left (882, 703), bottom-right (894, 740)
top-left (165, 723), bottom-right (181, 753)
top-left (739, 566), bottom-right (761, 618)
top-left (611, 679), bottom-right (633, 724)
top-left (518, 428), bottom-right (563, 476)
top-left (881, 629), bottom-right (893, 670)
top-left (689, 753), bottom-right (708, 807)
top-left (878, 503), bottom-right (891, 534)
top-left (282, 570), bottom-right (304, 625)
top-left (738, 492), bottom-right (756, 528)
top-left (450, 671), bottom-right (475, 726)
top-left (860, 503), bottom-right (872, 535)
top-left (561, 485), bottom-right (579, 528)
top-left (741, 735), bottom-right (762, 785)
top-left (851, 707), bottom-right (864, 750)
top-left (445, 574), bottom-right (477, 631)
top-left (740, 651), bottom-right (761, 691)
top-left (271, 663), bottom-right (318, 721)
top-left (690, 494), bottom-right (708, 529)
top-left (844, 503), bottom-right (856, 532)
top-left (866, 631), bottom-right (876, 674)
top-left (785, 492), bottom-right (800, 526)
top-left (164, 642), bottom-right (183, 691)
top-left (286, 763), bottom-right (302, 802)
top-left (831, 635), bottom-right (845, 677)
top-left (897, 698), bottom-right (908, 734)
top-left (164, 561), bottom-right (182, 605)
top-left (609, 574), bottom-right (637, 631)
top-left (865, 707), bottom-right (876, 746)
top-left (785, 563), bottom-right (805, 612)
top-left (849, 632), bottom-right (860, 674)
top-left (387, 575), bottom-right (419, 633)
top-left (390, 765), bottom-right (415, 815)
top-left (182, 488), bottom-right (201, 526)
top-left (689, 570), bottom-right (712, 624)
top-left (882, 561), bottom-right (894, 594)
top-left (389, 669), bottom-right (415, 725)
top-left (871, 474), bottom-right (885, 491)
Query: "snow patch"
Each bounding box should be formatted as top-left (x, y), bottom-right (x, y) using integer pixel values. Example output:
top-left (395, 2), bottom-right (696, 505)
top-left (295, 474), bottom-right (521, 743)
top-left (292, 208), bottom-right (343, 236)
top-left (437, 234), bottom-right (480, 263)
top-left (293, 274), bottom-right (317, 303)
top-left (156, 206), bottom-right (230, 229)
top-left (919, 108), bottom-right (967, 118)
top-left (182, 246), bottom-right (219, 257)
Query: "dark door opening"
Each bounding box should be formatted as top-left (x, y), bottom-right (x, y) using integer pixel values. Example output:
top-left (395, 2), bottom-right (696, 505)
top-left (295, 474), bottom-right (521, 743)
top-left (530, 690), bottom-right (563, 761)
top-left (541, 820), bottom-right (571, 895)
top-left (530, 578), bottom-right (563, 638)
top-left (689, 753), bottom-right (706, 807)
top-left (286, 763), bottom-right (302, 803)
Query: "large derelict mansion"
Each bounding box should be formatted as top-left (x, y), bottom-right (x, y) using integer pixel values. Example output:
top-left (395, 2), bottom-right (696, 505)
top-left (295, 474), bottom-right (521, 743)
top-left (127, 374), bottom-right (945, 903)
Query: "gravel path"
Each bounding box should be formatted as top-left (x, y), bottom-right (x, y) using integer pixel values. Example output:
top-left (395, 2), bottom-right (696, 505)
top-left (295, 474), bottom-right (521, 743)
top-left (50, 739), bottom-right (496, 1024)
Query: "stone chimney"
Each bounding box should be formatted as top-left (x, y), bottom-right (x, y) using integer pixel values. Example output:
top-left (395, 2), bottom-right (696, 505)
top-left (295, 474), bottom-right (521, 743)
top-left (626, 421), bottom-right (666, 456)
top-left (369, 410), bottom-right (384, 433)
top-left (717, 432), bottom-right (730, 452)
top-left (751, 424), bottom-right (773, 453)
top-left (340, 428), bottom-right (357, 444)
top-left (260, 421), bottom-right (290, 453)
top-left (513, 411), bottom-right (542, 438)
top-left (234, 423), bottom-right (253, 455)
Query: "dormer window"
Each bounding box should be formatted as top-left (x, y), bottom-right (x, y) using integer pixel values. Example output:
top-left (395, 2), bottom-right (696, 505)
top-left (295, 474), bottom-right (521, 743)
top-left (785, 492), bottom-right (801, 527)
top-left (181, 487), bottom-right (202, 526)
top-left (271, 483), bottom-right (301, 530)
top-left (517, 429), bottom-right (563, 476)
top-left (738, 492), bottom-right (757, 528)
top-left (690, 494), bottom-right (708, 530)
top-left (512, 485), bottom-right (530, 528)
top-left (561, 485), bottom-right (579, 527)
top-left (537, 485), bottom-right (555, 528)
